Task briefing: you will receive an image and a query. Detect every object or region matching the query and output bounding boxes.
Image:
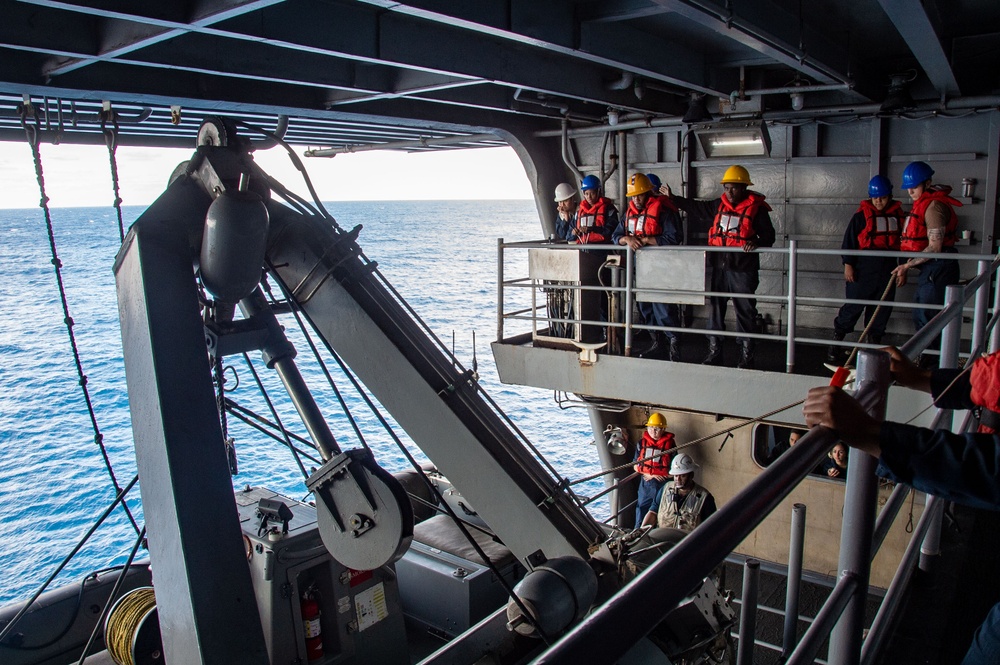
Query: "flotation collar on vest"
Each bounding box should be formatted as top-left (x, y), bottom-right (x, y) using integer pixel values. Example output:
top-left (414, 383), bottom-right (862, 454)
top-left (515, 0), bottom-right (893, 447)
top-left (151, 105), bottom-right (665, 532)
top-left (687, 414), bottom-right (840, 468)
top-left (856, 199), bottom-right (903, 250)
top-left (576, 196), bottom-right (614, 244)
top-left (709, 191), bottom-right (771, 247)
top-left (970, 353), bottom-right (1000, 434)
top-left (900, 186), bottom-right (961, 252)
top-left (634, 431), bottom-right (674, 476)
top-left (623, 194), bottom-right (675, 237)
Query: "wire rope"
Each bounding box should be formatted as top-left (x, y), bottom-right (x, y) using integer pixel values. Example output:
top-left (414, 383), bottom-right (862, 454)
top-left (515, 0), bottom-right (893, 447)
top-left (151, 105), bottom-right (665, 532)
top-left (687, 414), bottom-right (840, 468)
top-left (19, 101), bottom-right (139, 535)
top-left (100, 109), bottom-right (126, 243)
top-left (103, 587), bottom-right (157, 665)
top-left (239, 353), bottom-right (311, 480)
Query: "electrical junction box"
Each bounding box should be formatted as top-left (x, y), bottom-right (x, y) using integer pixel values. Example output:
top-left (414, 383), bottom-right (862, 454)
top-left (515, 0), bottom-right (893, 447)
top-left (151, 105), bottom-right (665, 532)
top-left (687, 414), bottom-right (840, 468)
top-left (635, 249), bottom-right (707, 306)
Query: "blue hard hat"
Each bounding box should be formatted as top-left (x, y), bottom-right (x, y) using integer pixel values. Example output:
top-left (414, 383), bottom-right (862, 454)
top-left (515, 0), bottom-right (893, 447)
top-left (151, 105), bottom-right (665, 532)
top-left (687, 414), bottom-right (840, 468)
top-left (868, 175), bottom-right (892, 198)
top-left (901, 161), bottom-right (934, 189)
top-left (645, 173), bottom-right (662, 190)
top-left (580, 175), bottom-right (601, 191)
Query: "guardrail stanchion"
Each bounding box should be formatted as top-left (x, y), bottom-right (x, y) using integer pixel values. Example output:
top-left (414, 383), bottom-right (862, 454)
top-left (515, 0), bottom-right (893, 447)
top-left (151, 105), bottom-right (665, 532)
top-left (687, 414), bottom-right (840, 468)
top-left (782, 503), bottom-right (806, 659)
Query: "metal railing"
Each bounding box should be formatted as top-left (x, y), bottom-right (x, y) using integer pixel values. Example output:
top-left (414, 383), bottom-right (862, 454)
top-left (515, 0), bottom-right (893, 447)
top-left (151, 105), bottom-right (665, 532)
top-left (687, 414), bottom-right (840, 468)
top-left (498, 240), bottom-right (998, 371)
top-left (529, 253), bottom-right (1000, 664)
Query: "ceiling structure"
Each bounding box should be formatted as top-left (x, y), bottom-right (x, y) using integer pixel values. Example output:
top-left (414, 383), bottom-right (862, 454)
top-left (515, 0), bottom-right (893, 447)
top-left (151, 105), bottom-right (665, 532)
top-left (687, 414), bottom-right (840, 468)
top-left (0, 0), bottom-right (998, 149)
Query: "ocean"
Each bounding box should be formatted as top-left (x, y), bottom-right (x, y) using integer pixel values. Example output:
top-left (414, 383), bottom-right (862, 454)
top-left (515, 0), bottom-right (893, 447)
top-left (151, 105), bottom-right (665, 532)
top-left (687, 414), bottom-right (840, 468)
top-left (0, 199), bottom-right (606, 606)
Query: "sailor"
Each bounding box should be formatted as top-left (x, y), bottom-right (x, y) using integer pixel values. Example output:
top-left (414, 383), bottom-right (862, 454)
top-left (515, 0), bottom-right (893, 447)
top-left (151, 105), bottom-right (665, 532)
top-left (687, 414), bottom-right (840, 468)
top-left (573, 174), bottom-right (618, 245)
top-left (632, 412), bottom-right (675, 526)
top-left (891, 161), bottom-right (961, 338)
top-left (662, 165), bottom-right (776, 369)
top-left (642, 454), bottom-right (717, 532)
top-left (802, 346), bottom-right (1000, 664)
top-left (613, 173), bottom-right (683, 360)
top-left (553, 182), bottom-right (578, 241)
top-left (827, 175), bottom-right (903, 363)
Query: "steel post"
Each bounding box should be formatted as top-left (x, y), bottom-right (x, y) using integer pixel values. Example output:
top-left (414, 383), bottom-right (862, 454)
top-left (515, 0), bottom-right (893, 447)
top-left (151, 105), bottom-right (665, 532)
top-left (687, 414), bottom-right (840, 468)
top-left (829, 349), bottom-right (890, 665)
top-left (624, 246), bottom-right (634, 355)
top-left (786, 240), bottom-right (797, 372)
top-left (972, 259), bottom-right (990, 355)
top-left (497, 238), bottom-right (504, 341)
top-left (737, 559), bottom-right (760, 665)
top-left (782, 503), bottom-right (806, 658)
top-left (871, 483), bottom-right (911, 559)
top-left (787, 573), bottom-right (860, 665)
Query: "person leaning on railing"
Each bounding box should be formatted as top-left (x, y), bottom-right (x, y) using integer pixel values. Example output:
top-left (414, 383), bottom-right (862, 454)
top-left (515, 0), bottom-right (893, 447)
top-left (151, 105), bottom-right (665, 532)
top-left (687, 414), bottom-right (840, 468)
top-left (802, 346), bottom-right (1000, 664)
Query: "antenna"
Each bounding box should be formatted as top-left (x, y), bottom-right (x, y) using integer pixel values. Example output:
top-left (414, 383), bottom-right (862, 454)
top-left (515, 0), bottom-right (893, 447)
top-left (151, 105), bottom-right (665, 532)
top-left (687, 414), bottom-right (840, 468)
top-left (472, 330), bottom-right (479, 380)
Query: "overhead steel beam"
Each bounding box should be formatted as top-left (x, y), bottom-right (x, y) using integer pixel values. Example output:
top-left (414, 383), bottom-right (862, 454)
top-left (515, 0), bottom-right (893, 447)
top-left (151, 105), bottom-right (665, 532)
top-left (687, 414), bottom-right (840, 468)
top-left (580, 0), bottom-right (670, 23)
top-left (354, 0), bottom-right (726, 97)
top-left (650, 0), bottom-right (852, 87)
top-left (23, 0), bottom-right (287, 76)
top-left (876, 0), bottom-right (961, 97)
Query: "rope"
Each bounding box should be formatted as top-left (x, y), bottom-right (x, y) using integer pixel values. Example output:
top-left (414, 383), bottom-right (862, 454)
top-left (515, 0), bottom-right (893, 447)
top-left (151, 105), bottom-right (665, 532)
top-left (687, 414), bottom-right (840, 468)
top-left (104, 587), bottom-right (157, 665)
top-left (18, 103), bottom-right (140, 536)
top-left (841, 274), bottom-right (897, 369)
top-left (101, 110), bottom-right (126, 243)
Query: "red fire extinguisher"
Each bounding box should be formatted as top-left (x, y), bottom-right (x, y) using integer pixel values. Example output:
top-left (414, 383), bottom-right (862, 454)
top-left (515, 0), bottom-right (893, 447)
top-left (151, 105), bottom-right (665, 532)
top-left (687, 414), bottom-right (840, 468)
top-left (301, 586), bottom-right (323, 662)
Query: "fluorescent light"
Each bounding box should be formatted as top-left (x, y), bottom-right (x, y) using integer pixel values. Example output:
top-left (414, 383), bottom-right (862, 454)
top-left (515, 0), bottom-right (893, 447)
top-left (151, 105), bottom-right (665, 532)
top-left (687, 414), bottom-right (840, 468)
top-left (695, 121), bottom-right (771, 157)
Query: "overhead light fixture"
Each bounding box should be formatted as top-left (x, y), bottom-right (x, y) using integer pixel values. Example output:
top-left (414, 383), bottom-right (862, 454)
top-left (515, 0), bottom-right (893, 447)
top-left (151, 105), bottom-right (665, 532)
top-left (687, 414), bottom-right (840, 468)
top-left (682, 93), bottom-right (713, 123)
top-left (695, 120), bottom-right (771, 157)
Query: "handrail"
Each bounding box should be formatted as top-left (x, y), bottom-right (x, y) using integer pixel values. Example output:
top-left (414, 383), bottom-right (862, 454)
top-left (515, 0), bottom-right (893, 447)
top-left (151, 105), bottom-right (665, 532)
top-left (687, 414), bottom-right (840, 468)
top-left (530, 249), bottom-right (998, 664)
top-left (497, 240), bottom-right (1000, 371)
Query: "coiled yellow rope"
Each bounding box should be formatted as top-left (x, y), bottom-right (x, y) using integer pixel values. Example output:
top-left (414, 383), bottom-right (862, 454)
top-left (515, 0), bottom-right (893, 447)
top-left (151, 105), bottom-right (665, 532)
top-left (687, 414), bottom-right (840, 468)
top-left (105, 586), bottom-right (157, 665)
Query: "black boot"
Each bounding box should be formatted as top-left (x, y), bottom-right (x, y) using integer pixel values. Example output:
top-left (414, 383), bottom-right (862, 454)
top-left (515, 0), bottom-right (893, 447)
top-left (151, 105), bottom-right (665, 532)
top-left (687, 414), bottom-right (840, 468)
top-left (702, 336), bottom-right (723, 365)
top-left (639, 333), bottom-right (666, 359)
top-left (667, 336), bottom-right (681, 362)
top-left (826, 331), bottom-right (847, 364)
top-left (737, 341), bottom-right (755, 369)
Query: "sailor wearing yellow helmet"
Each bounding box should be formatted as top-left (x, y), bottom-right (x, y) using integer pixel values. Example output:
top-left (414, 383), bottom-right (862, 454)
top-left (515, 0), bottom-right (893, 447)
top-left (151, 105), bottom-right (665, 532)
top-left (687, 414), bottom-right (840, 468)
top-left (661, 165), bottom-right (775, 369)
top-left (613, 173), bottom-right (683, 360)
top-left (631, 411), bottom-right (675, 526)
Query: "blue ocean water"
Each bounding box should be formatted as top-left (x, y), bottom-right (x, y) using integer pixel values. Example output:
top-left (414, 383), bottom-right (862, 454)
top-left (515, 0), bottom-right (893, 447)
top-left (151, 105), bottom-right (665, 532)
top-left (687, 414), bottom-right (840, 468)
top-left (0, 199), bottom-right (606, 606)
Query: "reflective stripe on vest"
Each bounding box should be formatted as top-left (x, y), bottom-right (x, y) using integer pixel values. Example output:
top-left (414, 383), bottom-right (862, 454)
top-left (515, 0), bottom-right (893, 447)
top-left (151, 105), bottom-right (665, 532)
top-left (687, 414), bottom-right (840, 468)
top-left (709, 191), bottom-right (770, 247)
top-left (900, 187), bottom-right (961, 252)
top-left (635, 431), bottom-right (674, 476)
top-left (623, 195), bottom-right (669, 238)
top-left (857, 200), bottom-right (903, 250)
top-left (657, 483), bottom-right (708, 532)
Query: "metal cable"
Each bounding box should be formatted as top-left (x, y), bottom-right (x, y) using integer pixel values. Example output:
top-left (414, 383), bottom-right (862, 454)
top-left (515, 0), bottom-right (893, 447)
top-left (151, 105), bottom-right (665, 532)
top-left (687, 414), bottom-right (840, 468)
top-left (100, 111), bottom-right (126, 243)
top-left (18, 103), bottom-right (139, 536)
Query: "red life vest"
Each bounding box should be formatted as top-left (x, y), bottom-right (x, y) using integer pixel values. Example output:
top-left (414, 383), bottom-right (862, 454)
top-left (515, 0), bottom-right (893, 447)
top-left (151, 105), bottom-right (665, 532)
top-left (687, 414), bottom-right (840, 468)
top-left (900, 186), bottom-right (961, 252)
top-left (709, 192), bottom-right (772, 247)
top-left (856, 199), bottom-right (903, 250)
top-left (634, 431), bottom-right (674, 476)
top-left (970, 353), bottom-right (1000, 434)
top-left (575, 197), bottom-right (614, 244)
top-left (623, 195), bottom-right (676, 238)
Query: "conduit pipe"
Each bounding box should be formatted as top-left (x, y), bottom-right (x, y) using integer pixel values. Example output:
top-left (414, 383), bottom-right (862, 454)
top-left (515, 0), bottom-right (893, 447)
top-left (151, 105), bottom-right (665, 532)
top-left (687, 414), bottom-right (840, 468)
top-left (304, 132), bottom-right (502, 157)
top-left (560, 117), bottom-right (583, 183)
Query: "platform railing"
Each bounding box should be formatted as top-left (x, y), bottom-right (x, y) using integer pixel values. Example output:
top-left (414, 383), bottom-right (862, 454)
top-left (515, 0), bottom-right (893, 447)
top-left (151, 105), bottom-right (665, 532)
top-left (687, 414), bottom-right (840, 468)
top-left (497, 239), bottom-right (999, 371)
top-left (531, 255), bottom-right (1000, 665)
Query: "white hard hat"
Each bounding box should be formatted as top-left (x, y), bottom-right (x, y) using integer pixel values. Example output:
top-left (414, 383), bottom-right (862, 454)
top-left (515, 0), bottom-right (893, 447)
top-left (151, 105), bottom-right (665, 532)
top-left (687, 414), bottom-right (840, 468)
top-left (669, 454), bottom-right (698, 476)
top-left (553, 182), bottom-right (577, 202)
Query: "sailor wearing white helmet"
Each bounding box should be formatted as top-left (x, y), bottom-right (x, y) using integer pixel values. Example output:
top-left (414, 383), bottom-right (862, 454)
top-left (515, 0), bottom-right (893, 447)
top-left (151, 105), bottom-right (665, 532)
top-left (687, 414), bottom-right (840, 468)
top-left (642, 453), bottom-right (717, 532)
top-left (553, 182), bottom-right (578, 241)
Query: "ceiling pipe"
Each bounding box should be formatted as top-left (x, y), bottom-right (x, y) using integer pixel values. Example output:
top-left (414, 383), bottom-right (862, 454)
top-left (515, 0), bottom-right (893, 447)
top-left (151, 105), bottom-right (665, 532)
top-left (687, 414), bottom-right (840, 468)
top-left (607, 71), bottom-right (635, 91)
top-left (731, 83), bottom-right (853, 97)
top-left (303, 132), bottom-right (502, 157)
top-left (561, 117), bottom-right (584, 183)
top-left (534, 95), bottom-right (1000, 139)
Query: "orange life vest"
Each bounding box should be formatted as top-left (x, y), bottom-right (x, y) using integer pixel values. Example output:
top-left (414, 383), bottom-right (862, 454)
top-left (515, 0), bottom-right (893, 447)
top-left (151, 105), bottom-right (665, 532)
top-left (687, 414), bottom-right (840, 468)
top-left (575, 197), bottom-right (614, 244)
top-left (900, 186), bottom-right (961, 252)
top-left (856, 199), bottom-right (903, 250)
top-left (709, 192), bottom-right (772, 247)
top-left (623, 195), bottom-right (676, 238)
top-left (970, 353), bottom-right (1000, 434)
top-left (634, 431), bottom-right (674, 476)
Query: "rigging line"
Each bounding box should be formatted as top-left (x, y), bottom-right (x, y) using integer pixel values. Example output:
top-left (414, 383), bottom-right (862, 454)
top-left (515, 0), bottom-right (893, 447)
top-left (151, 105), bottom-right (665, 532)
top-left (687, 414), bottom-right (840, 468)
top-left (261, 275), bottom-right (371, 452)
top-left (75, 525), bottom-right (147, 665)
top-left (225, 399), bottom-right (324, 466)
top-left (0, 474), bottom-right (139, 645)
top-left (240, 352), bottom-right (312, 480)
top-left (841, 274), bottom-right (897, 369)
top-left (235, 119), bottom-right (340, 229)
top-left (100, 110), bottom-right (126, 243)
top-left (18, 104), bottom-right (139, 536)
top-left (266, 273), bottom-right (549, 638)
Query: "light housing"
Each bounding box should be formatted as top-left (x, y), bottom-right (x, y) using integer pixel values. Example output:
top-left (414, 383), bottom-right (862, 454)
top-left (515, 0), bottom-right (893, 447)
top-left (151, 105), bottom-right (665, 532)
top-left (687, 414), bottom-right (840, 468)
top-left (694, 120), bottom-right (771, 157)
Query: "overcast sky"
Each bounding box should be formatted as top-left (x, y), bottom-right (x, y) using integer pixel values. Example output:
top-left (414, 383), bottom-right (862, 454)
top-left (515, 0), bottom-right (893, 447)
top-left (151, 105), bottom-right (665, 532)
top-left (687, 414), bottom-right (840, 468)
top-left (0, 142), bottom-right (535, 209)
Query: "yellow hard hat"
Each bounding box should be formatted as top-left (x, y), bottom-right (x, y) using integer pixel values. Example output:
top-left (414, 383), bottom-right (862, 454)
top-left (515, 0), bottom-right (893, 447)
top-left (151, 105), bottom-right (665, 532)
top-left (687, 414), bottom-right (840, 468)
top-left (645, 412), bottom-right (666, 427)
top-left (626, 173), bottom-right (653, 197)
top-left (720, 165), bottom-right (753, 186)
